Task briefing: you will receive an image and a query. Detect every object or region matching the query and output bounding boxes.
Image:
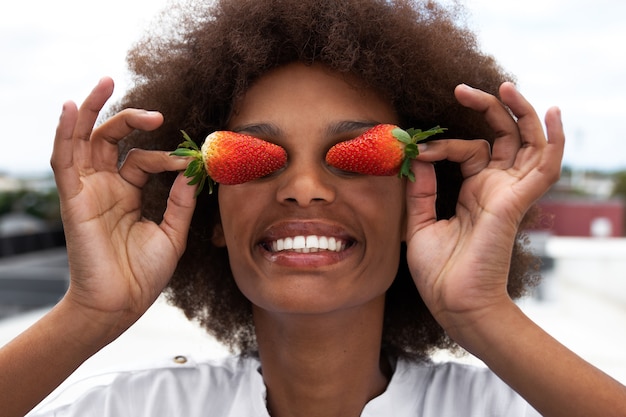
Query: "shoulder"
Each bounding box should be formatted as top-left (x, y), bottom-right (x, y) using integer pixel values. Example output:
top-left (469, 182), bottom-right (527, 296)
top-left (29, 355), bottom-right (268, 417)
top-left (387, 359), bottom-right (541, 417)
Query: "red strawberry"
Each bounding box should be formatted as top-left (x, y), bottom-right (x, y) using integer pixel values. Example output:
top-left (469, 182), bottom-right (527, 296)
top-left (171, 130), bottom-right (287, 195)
top-left (325, 124), bottom-right (445, 181)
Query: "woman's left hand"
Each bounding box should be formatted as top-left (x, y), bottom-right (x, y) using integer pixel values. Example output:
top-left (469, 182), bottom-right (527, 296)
top-left (404, 82), bottom-right (564, 340)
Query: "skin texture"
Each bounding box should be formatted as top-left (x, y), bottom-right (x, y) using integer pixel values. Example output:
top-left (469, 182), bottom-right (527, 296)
top-left (0, 0), bottom-right (625, 415)
top-left (0, 62), bottom-right (625, 417)
top-left (216, 64), bottom-right (404, 415)
top-left (116, 0), bottom-right (542, 357)
top-left (218, 64), bottom-right (403, 316)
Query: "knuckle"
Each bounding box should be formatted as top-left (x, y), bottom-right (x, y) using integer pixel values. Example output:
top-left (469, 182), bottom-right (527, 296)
top-left (477, 139), bottom-right (492, 154)
top-left (120, 148), bottom-right (143, 167)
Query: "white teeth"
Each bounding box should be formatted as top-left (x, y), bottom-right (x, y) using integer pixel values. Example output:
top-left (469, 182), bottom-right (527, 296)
top-left (293, 236), bottom-right (306, 249)
top-left (269, 235), bottom-right (347, 253)
top-left (305, 235), bottom-right (318, 249)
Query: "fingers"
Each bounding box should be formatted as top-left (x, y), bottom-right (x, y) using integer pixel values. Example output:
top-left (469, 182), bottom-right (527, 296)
top-left (405, 160), bottom-right (438, 233)
top-left (51, 101), bottom-right (80, 199)
top-left (493, 85), bottom-right (564, 187)
top-left (454, 83), bottom-right (565, 179)
top-left (454, 83), bottom-right (518, 170)
top-left (534, 106), bottom-right (565, 187)
top-left (91, 109), bottom-right (164, 172)
top-left (455, 82), bottom-right (542, 171)
top-left (119, 149), bottom-right (191, 189)
top-left (51, 78), bottom-right (115, 200)
top-left (159, 172), bottom-right (199, 257)
top-left (416, 139), bottom-right (491, 179)
top-left (73, 78), bottom-right (116, 173)
top-left (407, 139), bottom-right (491, 234)
top-left (499, 82), bottom-right (547, 150)
top-left (51, 77), bottom-right (167, 201)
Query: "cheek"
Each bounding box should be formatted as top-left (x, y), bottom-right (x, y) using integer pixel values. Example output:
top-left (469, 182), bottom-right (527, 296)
top-left (342, 177), bottom-right (406, 273)
top-left (217, 190), bottom-right (259, 294)
top-left (351, 178), bottom-right (406, 233)
top-left (217, 187), bottom-right (256, 250)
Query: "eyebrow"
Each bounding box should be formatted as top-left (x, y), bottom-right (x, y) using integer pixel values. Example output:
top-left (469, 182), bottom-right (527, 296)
top-left (325, 120), bottom-right (379, 137)
top-left (232, 120), bottom-right (379, 138)
top-left (231, 123), bottom-right (282, 138)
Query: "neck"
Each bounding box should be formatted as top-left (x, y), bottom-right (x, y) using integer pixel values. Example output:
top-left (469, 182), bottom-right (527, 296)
top-left (253, 296), bottom-right (391, 417)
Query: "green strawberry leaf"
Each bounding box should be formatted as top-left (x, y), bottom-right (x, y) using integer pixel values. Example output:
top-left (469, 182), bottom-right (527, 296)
top-left (399, 158), bottom-right (414, 181)
top-left (179, 130), bottom-right (200, 150)
top-left (170, 148), bottom-right (199, 157)
top-left (411, 126), bottom-right (446, 143)
top-left (170, 130), bottom-right (215, 197)
top-left (405, 128), bottom-right (421, 137)
top-left (397, 125), bottom-right (447, 182)
top-left (185, 160), bottom-right (202, 181)
top-left (392, 127), bottom-right (412, 144)
top-left (404, 143), bottom-right (419, 159)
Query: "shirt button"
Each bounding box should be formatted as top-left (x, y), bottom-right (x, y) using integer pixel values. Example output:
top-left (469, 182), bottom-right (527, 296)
top-left (173, 355), bottom-right (188, 364)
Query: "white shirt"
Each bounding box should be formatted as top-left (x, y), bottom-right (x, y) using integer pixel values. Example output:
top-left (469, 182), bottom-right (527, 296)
top-left (29, 355), bottom-right (541, 416)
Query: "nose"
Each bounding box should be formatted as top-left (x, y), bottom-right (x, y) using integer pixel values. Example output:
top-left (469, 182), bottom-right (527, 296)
top-left (275, 159), bottom-right (336, 207)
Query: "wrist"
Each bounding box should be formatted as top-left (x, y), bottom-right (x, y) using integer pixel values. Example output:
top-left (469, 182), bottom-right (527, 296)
top-left (55, 294), bottom-right (136, 353)
top-left (439, 298), bottom-right (523, 359)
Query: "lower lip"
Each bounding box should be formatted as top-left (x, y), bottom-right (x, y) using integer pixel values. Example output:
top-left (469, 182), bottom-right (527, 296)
top-left (260, 246), bottom-right (353, 268)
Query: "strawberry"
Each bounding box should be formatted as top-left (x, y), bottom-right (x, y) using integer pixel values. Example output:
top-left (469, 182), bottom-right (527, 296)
top-left (171, 130), bottom-right (287, 195)
top-left (325, 124), bottom-right (446, 182)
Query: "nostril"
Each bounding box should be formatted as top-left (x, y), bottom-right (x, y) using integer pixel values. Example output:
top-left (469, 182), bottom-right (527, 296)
top-left (276, 169), bottom-right (336, 207)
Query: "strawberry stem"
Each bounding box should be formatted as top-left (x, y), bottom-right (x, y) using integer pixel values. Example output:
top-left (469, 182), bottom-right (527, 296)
top-left (393, 125), bottom-right (446, 181)
top-left (170, 130), bottom-right (213, 196)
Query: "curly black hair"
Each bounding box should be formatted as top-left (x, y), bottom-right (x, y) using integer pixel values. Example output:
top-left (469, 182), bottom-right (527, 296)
top-left (115, 0), bottom-right (540, 359)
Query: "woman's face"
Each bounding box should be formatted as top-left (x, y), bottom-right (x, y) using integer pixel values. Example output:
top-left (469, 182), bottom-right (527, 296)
top-left (216, 62), bottom-right (405, 315)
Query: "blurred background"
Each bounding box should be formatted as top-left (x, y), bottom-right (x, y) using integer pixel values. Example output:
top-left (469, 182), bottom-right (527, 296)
top-left (1, 0), bottom-right (625, 407)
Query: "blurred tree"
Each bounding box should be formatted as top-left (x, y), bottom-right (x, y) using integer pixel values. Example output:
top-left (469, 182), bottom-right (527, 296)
top-left (0, 191), bottom-right (21, 216)
top-left (21, 190), bottom-right (61, 221)
top-left (0, 189), bottom-right (61, 222)
top-left (612, 170), bottom-right (626, 200)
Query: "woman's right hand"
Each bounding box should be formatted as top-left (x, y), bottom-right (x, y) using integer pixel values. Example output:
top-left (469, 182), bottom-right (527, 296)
top-left (52, 77), bottom-right (197, 337)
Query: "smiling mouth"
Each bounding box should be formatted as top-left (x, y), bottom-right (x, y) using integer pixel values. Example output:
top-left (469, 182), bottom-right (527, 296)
top-left (263, 235), bottom-right (351, 253)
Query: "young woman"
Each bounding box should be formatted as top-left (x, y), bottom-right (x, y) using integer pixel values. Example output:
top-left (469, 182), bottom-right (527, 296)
top-left (1, 0), bottom-right (625, 416)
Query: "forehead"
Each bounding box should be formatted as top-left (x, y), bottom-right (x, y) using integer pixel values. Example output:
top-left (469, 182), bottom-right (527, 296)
top-left (228, 62), bottom-right (398, 129)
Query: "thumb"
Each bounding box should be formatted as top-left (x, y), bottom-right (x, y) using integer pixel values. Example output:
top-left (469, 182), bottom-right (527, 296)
top-left (159, 172), bottom-right (199, 258)
top-left (405, 159), bottom-right (438, 238)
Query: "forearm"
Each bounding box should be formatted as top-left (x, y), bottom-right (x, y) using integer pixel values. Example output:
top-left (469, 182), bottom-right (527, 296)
top-left (0, 297), bottom-right (123, 417)
top-left (450, 302), bottom-right (626, 417)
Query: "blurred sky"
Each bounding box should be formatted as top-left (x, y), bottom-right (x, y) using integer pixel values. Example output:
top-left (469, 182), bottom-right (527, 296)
top-left (1, 0), bottom-right (625, 176)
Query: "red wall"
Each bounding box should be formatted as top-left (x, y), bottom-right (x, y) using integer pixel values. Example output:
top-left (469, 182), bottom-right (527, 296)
top-left (536, 199), bottom-right (625, 237)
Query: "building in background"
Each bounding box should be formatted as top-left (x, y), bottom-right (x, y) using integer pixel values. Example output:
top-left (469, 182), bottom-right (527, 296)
top-left (535, 169), bottom-right (625, 238)
top-left (538, 199), bottom-right (624, 238)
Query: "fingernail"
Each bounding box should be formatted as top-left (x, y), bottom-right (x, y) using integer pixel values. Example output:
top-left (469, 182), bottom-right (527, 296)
top-left (417, 143), bottom-right (428, 153)
top-left (92, 78), bottom-right (104, 91)
top-left (59, 102), bottom-right (69, 120)
top-left (92, 77), bottom-right (111, 91)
